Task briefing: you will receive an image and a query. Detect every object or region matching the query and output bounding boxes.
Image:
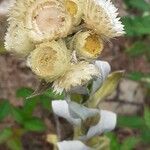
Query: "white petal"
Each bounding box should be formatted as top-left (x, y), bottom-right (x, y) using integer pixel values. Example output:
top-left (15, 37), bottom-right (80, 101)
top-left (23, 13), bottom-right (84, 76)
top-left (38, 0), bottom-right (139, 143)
top-left (52, 100), bottom-right (81, 126)
top-left (57, 140), bottom-right (91, 150)
top-left (92, 61), bottom-right (111, 94)
top-left (86, 110), bottom-right (117, 139)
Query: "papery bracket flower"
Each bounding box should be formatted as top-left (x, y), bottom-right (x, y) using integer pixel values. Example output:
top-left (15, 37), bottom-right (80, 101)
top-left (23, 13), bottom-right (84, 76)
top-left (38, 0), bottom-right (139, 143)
top-left (27, 40), bottom-right (70, 82)
top-left (83, 0), bottom-right (125, 39)
top-left (26, 0), bottom-right (72, 42)
top-left (69, 31), bottom-right (104, 60)
top-left (53, 61), bottom-right (99, 94)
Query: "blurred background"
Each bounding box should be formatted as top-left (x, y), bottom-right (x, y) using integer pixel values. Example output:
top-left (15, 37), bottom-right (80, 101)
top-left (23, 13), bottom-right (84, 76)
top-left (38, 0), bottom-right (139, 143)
top-left (0, 0), bottom-right (150, 149)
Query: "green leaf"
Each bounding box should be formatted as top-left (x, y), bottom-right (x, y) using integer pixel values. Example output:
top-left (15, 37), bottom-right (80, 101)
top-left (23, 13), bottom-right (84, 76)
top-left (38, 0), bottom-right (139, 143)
top-left (124, 0), bottom-right (150, 11)
top-left (127, 72), bottom-right (150, 83)
top-left (144, 107), bottom-right (150, 128)
top-left (120, 137), bottom-right (139, 150)
top-left (16, 87), bottom-right (33, 99)
top-left (24, 118), bottom-right (46, 132)
top-left (0, 100), bottom-right (10, 121)
top-left (122, 16), bottom-right (150, 36)
top-left (23, 98), bottom-right (38, 117)
top-left (126, 41), bottom-right (149, 57)
top-left (11, 107), bottom-right (24, 124)
top-left (141, 128), bottom-right (150, 143)
top-left (106, 133), bottom-right (120, 150)
top-left (87, 71), bottom-right (124, 108)
top-left (127, 72), bottom-right (144, 81)
top-left (117, 116), bottom-right (144, 129)
top-left (7, 138), bottom-right (23, 150)
top-left (40, 95), bottom-right (52, 110)
top-left (0, 128), bottom-right (13, 144)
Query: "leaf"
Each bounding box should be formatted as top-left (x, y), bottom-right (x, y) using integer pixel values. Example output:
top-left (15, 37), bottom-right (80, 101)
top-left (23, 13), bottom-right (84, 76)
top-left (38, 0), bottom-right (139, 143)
top-left (122, 16), bottom-right (150, 36)
top-left (141, 128), bottom-right (150, 143)
top-left (23, 98), bottom-right (38, 117)
top-left (117, 116), bottom-right (144, 129)
top-left (87, 71), bottom-right (124, 108)
top-left (124, 0), bottom-right (150, 11)
top-left (16, 87), bottom-right (33, 99)
top-left (120, 137), bottom-right (139, 150)
top-left (127, 72), bottom-right (150, 84)
top-left (7, 138), bottom-right (23, 150)
top-left (106, 133), bottom-right (120, 150)
top-left (11, 107), bottom-right (24, 124)
top-left (24, 118), bottom-right (46, 132)
top-left (126, 41), bottom-right (149, 57)
top-left (0, 128), bottom-right (13, 144)
top-left (40, 95), bottom-right (52, 110)
top-left (127, 72), bottom-right (144, 81)
top-left (0, 100), bottom-right (10, 121)
top-left (144, 107), bottom-right (150, 128)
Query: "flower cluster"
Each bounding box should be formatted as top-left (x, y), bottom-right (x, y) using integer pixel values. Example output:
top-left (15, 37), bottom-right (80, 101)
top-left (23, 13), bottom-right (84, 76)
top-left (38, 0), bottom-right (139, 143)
top-left (5, 0), bottom-right (124, 149)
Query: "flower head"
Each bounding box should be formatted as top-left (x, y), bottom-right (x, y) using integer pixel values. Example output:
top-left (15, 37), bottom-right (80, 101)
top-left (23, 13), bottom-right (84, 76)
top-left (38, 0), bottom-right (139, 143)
top-left (64, 0), bottom-right (83, 26)
top-left (27, 40), bottom-right (70, 82)
top-left (5, 23), bottom-right (34, 56)
top-left (83, 0), bottom-right (125, 39)
top-left (53, 61), bottom-right (99, 94)
top-left (69, 31), bottom-right (104, 60)
top-left (26, 0), bottom-right (72, 42)
top-left (5, 0), bottom-right (35, 56)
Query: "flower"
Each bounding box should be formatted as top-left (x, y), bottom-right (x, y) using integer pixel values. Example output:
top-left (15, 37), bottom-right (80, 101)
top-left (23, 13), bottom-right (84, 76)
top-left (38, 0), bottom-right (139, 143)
top-left (53, 61), bottom-right (99, 94)
top-left (52, 100), bottom-right (117, 140)
top-left (69, 31), bottom-right (104, 60)
top-left (27, 40), bottom-right (70, 82)
top-left (57, 140), bottom-right (91, 150)
top-left (64, 0), bottom-right (83, 26)
top-left (5, 23), bottom-right (34, 56)
top-left (83, 0), bottom-right (125, 39)
top-left (25, 0), bottom-right (72, 42)
top-left (4, 0), bottom-right (35, 56)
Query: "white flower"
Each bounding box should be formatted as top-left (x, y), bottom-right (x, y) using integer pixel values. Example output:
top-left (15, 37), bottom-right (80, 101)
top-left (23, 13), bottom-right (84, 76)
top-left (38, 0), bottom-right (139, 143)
top-left (69, 31), bottom-right (104, 60)
top-left (27, 40), bottom-right (70, 82)
top-left (52, 100), bottom-right (117, 139)
top-left (5, 23), bottom-right (34, 56)
top-left (53, 61), bottom-right (99, 94)
top-left (83, 0), bottom-right (125, 39)
top-left (25, 0), bottom-right (72, 42)
top-left (57, 140), bottom-right (91, 150)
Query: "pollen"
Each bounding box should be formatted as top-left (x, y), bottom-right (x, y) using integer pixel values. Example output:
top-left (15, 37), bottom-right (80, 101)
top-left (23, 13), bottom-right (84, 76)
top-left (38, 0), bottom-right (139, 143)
top-left (65, 1), bottom-right (78, 16)
top-left (84, 34), bottom-right (103, 57)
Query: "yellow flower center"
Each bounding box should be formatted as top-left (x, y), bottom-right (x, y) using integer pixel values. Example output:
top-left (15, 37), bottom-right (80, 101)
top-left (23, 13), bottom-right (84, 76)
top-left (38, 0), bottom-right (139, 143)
top-left (65, 1), bottom-right (78, 16)
top-left (84, 34), bottom-right (103, 56)
top-left (35, 48), bottom-right (57, 76)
